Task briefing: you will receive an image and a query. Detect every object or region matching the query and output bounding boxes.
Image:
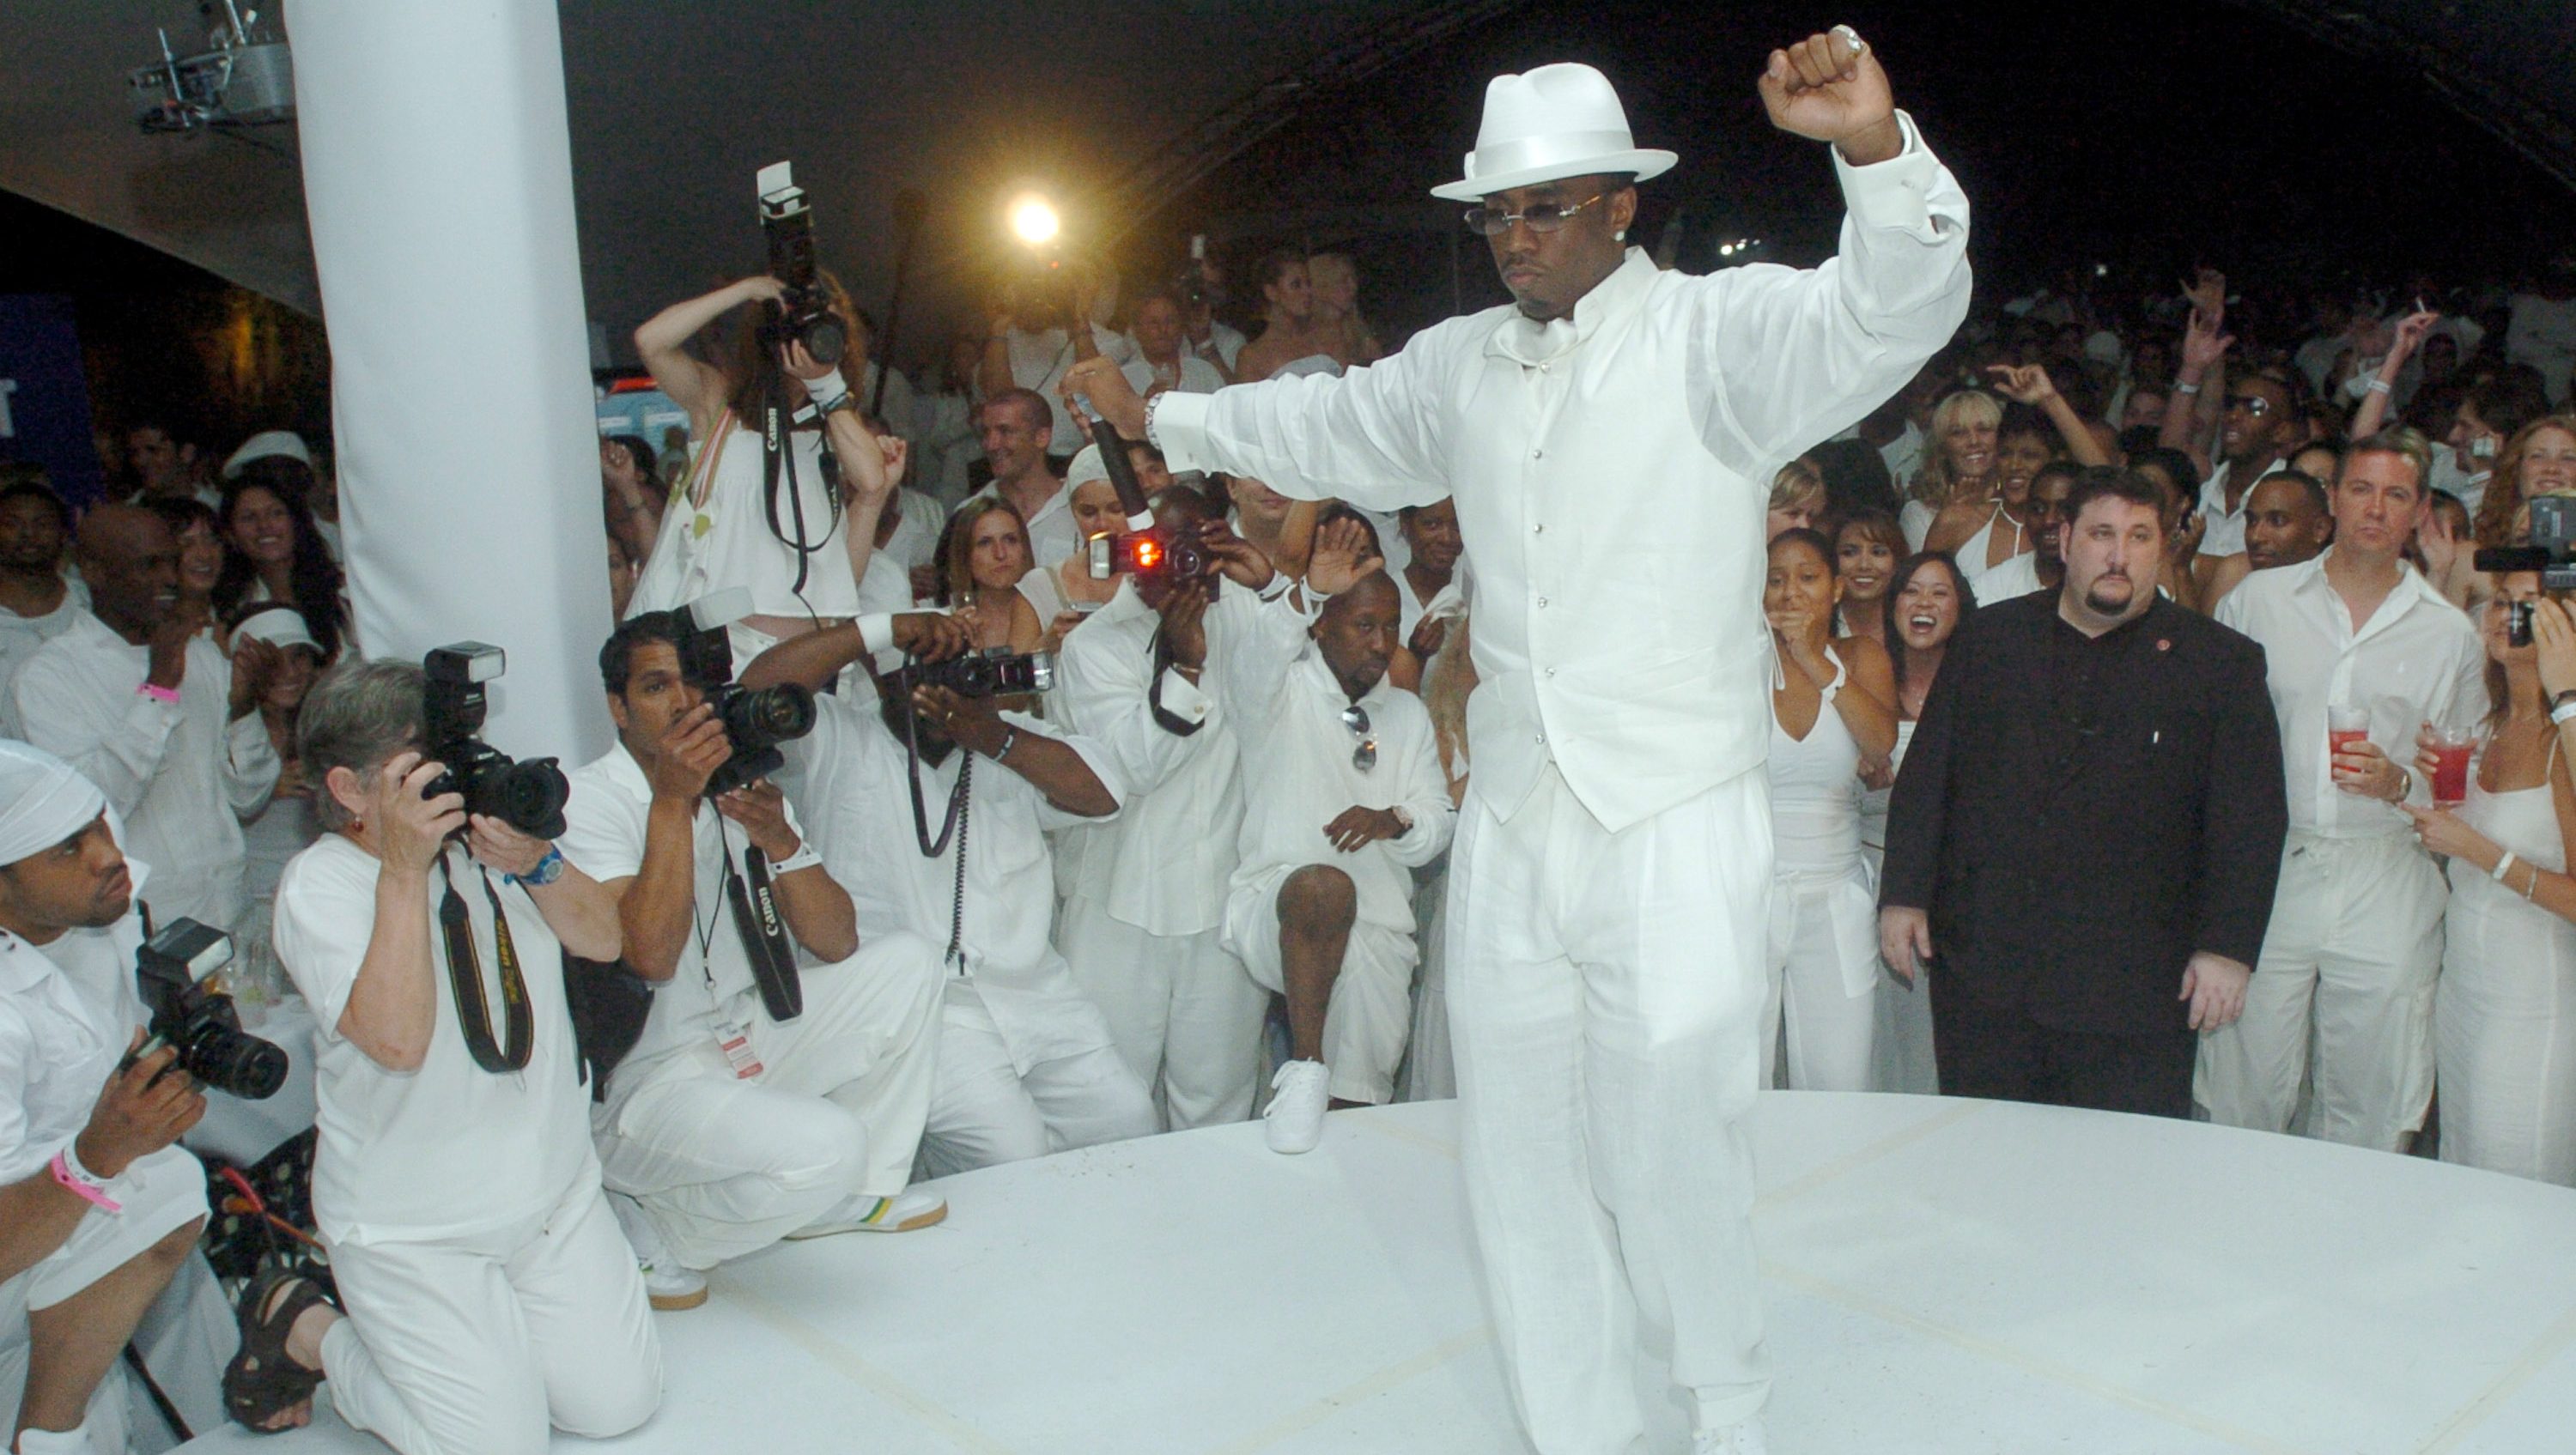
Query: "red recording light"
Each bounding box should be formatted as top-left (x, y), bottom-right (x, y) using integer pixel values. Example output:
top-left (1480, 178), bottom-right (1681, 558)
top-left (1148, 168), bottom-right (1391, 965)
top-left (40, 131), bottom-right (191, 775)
top-left (1133, 538), bottom-right (1162, 568)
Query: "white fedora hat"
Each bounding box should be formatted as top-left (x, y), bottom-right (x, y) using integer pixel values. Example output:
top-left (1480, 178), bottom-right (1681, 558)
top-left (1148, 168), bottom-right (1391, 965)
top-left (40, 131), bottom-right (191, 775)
top-left (1430, 63), bottom-right (1676, 203)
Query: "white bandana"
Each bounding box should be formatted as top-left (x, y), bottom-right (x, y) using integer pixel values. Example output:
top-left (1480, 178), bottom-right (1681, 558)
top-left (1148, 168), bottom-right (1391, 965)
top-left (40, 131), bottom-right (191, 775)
top-left (0, 740), bottom-right (107, 867)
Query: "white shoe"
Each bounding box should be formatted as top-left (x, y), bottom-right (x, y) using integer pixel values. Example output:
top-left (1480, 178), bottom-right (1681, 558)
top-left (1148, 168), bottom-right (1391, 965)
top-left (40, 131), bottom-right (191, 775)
top-left (608, 1191), bottom-right (708, 1312)
top-left (1693, 1418), bottom-right (1769, 1455)
top-left (785, 1187), bottom-right (949, 1239)
top-left (1264, 1059), bottom-right (1331, 1154)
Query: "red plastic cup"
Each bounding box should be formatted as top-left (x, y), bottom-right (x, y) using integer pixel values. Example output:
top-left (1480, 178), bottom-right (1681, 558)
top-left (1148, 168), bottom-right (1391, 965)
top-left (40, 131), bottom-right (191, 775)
top-left (2327, 705), bottom-right (2370, 765)
top-left (2430, 743), bottom-right (2472, 805)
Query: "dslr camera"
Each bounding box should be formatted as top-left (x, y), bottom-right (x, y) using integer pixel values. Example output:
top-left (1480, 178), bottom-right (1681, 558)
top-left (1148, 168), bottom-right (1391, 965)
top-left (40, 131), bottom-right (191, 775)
top-left (1076, 414), bottom-right (1215, 591)
top-left (677, 589), bottom-right (817, 795)
top-left (423, 644), bottom-right (571, 839)
top-left (2475, 495), bottom-right (2576, 645)
top-left (905, 646), bottom-right (1055, 699)
top-left (133, 919), bottom-right (288, 1100)
top-left (756, 161), bottom-right (846, 369)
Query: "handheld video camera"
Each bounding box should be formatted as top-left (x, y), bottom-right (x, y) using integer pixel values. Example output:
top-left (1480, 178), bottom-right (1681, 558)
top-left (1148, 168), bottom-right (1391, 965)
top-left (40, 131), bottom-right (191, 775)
top-left (133, 918), bottom-right (287, 1100)
top-left (423, 644), bottom-right (571, 839)
top-left (677, 589), bottom-right (817, 795)
top-left (2475, 495), bottom-right (2576, 646)
top-left (904, 646), bottom-right (1056, 699)
top-left (1080, 415), bottom-right (1212, 591)
top-left (756, 161), bottom-right (847, 369)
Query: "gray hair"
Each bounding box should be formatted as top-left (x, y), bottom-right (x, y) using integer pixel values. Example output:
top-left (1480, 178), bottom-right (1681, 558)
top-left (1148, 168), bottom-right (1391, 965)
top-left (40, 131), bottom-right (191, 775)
top-left (298, 658), bottom-right (424, 834)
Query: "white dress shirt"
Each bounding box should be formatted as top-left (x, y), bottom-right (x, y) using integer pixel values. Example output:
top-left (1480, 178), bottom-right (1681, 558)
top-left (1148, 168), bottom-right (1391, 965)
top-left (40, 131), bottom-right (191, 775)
top-left (1149, 113), bottom-right (1971, 831)
top-left (1122, 355), bottom-right (1227, 397)
top-left (2214, 550), bottom-right (2487, 838)
top-left (9, 613), bottom-right (280, 931)
top-left (0, 898), bottom-right (146, 1185)
top-left (879, 487), bottom-right (946, 576)
top-left (1231, 650), bottom-right (1455, 934)
top-left (0, 575), bottom-right (88, 737)
top-left (274, 835), bottom-right (598, 1243)
top-left (778, 694), bottom-right (1124, 1071)
top-left (2196, 456), bottom-right (2287, 559)
top-left (1000, 324), bottom-right (1139, 457)
top-left (1051, 576), bottom-right (1306, 935)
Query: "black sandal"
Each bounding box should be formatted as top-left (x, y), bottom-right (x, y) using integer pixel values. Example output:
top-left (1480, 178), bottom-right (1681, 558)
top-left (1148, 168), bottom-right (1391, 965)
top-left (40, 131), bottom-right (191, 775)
top-left (223, 1269), bottom-right (333, 1432)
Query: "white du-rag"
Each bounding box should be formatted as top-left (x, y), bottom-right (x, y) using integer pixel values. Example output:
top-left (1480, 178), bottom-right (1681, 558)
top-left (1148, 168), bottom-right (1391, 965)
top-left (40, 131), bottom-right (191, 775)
top-left (0, 738), bottom-right (108, 866)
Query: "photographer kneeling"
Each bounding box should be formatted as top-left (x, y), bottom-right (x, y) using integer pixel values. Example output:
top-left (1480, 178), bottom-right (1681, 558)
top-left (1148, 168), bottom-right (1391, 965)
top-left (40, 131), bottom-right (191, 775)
top-left (0, 743), bottom-right (209, 1455)
top-left (234, 658), bottom-right (661, 1453)
top-left (557, 615), bottom-right (948, 1313)
top-left (741, 613), bottom-right (1158, 1173)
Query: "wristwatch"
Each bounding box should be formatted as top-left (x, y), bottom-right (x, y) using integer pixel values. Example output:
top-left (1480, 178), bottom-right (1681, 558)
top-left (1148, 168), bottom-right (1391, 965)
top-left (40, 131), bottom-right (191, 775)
top-left (513, 845), bottom-right (567, 888)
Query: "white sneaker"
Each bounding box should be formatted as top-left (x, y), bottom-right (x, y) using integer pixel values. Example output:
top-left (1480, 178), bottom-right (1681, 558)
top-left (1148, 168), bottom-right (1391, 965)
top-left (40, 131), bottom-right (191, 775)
top-left (608, 1191), bottom-right (708, 1312)
top-left (1692, 1418), bottom-right (1769, 1455)
top-left (1264, 1059), bottom-right (1331, 1154)
top-left (785, 1187), bottom-right (949, 1240)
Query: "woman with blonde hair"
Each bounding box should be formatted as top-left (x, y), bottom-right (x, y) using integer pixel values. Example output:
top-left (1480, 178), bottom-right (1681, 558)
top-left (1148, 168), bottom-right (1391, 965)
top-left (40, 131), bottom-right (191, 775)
top-left (1766, 458), bottom-right (1827, 541)
top-left (1899, 390), bottom-right (2000, 550)
top-left (1400, 613), bottom-right (1474, 1103)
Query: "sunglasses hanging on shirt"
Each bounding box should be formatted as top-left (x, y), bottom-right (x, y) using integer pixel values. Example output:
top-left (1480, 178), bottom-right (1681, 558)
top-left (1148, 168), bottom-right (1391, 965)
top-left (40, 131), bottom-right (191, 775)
top-left (1341, 703), bottom-right (1378, 773)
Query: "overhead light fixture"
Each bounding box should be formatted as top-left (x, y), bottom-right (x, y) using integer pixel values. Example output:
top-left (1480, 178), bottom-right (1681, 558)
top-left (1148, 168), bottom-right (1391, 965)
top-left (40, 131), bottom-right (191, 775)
top-left (1008, 193), bottom-right (1061, 247)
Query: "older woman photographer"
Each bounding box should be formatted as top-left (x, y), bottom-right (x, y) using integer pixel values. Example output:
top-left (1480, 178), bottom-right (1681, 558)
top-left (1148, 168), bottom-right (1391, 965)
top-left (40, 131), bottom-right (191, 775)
top-left (224, 658), bottom-right (659, 1452)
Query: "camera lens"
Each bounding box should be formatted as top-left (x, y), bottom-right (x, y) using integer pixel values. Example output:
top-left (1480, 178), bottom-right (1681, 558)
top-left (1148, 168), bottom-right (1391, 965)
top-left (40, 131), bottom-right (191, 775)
top-left (483, 759), bottom-right (570, 840)
top-left (187, 1027), bottom-right (289, 1100)
top-left (802, 318), bottom-right (847, 367)
top-left (729, 684), bottom-right (817, 746)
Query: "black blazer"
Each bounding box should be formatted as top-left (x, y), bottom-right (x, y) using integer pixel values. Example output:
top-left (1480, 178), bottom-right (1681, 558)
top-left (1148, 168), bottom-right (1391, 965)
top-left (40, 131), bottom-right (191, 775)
top-left (1880, 592), bottom-right (2288, 1034)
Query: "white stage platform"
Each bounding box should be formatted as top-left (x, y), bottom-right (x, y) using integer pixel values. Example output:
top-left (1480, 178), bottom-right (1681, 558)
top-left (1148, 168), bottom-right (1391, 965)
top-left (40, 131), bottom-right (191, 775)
top-left (176, 1092), bottom-right (2576, 1454)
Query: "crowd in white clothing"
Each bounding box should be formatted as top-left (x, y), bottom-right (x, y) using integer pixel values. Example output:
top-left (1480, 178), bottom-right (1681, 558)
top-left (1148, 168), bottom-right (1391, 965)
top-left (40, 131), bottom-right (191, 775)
top-left (13, 208), bottom-right (2576, 1455)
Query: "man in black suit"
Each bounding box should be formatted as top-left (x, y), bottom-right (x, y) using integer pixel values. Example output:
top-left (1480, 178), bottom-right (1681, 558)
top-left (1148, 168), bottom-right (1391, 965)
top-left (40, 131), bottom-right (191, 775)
top-left (1879, 467), bottom-right (2288, 1117)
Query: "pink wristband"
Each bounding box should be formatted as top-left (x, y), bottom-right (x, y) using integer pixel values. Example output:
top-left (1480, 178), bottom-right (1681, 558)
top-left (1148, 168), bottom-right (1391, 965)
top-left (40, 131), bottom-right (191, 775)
top-left (50, 1149), bottom-right (122, 1213)
top-left (137, 682), bottom-right (180, 706)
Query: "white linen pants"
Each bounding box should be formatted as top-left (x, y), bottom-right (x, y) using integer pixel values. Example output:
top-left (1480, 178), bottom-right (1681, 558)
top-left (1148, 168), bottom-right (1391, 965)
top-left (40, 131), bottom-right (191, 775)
top-left (918, 979), bottom-right (1159, 1178)
top-left (319, 1177), bottom-right (661, 1455)
top-left (1399, 858), bottom-right (1458, 1102)
top-left (2196, 833), bottom-right (2447, 1150)
top-left (1861, 842), bottom-right (1939, 1094)
top-left (1060, 900), bottom-right (1266, 1129)
top-left (596, 932), bottom-right (945, 1270)
top-left (1760, 870), bottom-right (1878, 1092)
top-left (1446, 767), bottom-right (1771, 1453)
top-left (2434, 887), bottom-right (2576, 1185)
top-left (1225, 865), bottom-right (1422, 1105)
top-left (0, 1145), bottom-right (208, 1454)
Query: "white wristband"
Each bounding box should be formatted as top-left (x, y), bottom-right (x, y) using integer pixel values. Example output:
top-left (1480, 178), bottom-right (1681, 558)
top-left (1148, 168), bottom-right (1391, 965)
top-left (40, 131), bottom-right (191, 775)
top-left (2550, 698), bottom-right (2576, 726)
top-left (2366, 377), bottom-right (2393, 396)
top-left (803, 370), bottom-right (851, 412)
top-left (2172, 379), bottom-right (2201, 397)
top-left (2494, 850), bottom-right (2520, 882)
top-left (769, 841), bottom-right (822, 876)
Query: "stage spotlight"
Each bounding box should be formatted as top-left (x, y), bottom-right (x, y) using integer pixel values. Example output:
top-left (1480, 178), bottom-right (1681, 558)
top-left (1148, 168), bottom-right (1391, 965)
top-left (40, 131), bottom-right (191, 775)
top-left (1718, 243), bottom-right (1735, 257)
top-left (1009, 194), bottom-right (1060, 247)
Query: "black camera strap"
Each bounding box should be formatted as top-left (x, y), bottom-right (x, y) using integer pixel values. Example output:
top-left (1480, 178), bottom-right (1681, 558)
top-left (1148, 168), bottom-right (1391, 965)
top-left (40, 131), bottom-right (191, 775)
top-left (435, 851), bottom-right (534, 1075)
top-left (760, 394), bottom-right (844, 601)
top-left (717, 816), bottom-right (804, 1022)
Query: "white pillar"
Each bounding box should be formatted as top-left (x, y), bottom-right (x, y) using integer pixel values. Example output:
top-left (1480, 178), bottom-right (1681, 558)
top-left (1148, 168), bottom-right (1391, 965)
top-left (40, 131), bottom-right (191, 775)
top-left (289, 0), bottom-right (610, 761)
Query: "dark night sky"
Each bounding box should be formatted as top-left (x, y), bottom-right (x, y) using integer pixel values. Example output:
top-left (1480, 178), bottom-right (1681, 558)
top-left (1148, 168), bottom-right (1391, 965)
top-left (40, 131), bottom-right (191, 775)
top-left (1175, 0), bottom-right (2576, 345)
top-left (8, 0), bottom-right (2576, 440)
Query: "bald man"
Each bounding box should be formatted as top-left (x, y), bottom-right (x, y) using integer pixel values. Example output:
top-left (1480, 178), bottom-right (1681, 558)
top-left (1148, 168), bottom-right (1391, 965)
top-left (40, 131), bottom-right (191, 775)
top-left (1221, 569), bottom-right (1456, 1151)
top-left (7, 506), bottom-right (280, 933)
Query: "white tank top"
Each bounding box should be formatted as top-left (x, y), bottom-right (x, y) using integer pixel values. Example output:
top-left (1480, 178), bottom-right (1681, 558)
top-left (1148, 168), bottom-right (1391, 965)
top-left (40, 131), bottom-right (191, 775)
top-left (1956, 502), bottom-right (2026, 575)
top-left (1768, 646), bottom-right (1863, 875)
top-left (2447, 742), bottom-right (2570, 912)
top-left (627, 410), bottom-right (861, 621)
